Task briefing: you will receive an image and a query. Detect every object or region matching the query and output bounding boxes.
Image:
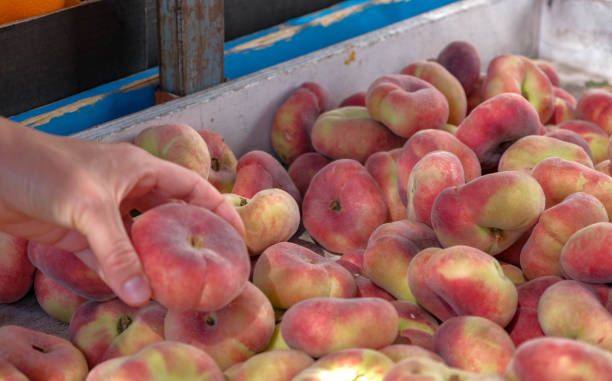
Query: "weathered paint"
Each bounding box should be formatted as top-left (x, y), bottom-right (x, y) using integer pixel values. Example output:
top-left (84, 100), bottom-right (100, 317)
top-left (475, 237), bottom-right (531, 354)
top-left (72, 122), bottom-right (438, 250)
top-left (157, 0), bottom-right (224, 96)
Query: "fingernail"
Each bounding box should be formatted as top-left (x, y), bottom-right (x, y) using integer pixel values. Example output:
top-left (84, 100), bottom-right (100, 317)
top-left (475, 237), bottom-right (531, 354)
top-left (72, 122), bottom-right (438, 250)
top-left (122, 276), bottom-right (151, 305)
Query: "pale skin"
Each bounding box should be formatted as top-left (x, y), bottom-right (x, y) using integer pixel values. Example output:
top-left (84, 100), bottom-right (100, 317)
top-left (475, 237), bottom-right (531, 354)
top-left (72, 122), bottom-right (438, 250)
top-left (0, 117), bottom-right (245, 306)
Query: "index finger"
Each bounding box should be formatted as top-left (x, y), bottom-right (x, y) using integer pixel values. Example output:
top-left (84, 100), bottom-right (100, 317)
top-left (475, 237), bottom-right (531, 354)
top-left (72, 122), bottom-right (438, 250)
top-left (143, 159), bottom-right (245, 237)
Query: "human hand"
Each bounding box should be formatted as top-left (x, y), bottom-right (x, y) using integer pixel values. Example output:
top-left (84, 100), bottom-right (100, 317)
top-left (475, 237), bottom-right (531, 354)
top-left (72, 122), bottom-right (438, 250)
top-left (0, 118), bottom-right (245, 306)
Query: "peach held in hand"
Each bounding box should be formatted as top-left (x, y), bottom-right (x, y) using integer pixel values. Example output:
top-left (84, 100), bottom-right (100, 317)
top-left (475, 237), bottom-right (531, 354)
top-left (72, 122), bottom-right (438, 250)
top-left (302, 159), bottom-right (388, 253)
top-left (431, 170), bottom-right (545, 255)
top-left (365, 74), bottom-right (449, 138)
top-left (131, 203), bottom-right (250, 311)
top-left (280, 297), bottom-right (398, 357)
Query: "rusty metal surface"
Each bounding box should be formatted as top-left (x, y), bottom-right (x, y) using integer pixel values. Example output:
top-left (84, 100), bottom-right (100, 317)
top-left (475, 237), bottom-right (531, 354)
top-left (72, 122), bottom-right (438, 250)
top-left (157, 0), bottom-right (225, 96)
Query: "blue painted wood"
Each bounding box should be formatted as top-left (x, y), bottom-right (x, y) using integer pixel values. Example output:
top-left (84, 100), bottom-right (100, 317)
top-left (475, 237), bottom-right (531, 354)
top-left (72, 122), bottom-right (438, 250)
top-left (11, 0), bottom-right (460, 135)
top-left (157, 0), bottom-right (224, 95)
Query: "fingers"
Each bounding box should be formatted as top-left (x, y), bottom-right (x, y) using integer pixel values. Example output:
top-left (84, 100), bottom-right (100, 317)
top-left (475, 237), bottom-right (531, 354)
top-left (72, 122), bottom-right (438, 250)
top-left (79, 203), bottom-right (151, 307)
top-left (147, 160), bottom-right (246, 237)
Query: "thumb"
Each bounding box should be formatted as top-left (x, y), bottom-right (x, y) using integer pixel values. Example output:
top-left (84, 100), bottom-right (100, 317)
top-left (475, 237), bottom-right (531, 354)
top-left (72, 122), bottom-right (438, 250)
top-left (79, 206), bottom-right (151, 307)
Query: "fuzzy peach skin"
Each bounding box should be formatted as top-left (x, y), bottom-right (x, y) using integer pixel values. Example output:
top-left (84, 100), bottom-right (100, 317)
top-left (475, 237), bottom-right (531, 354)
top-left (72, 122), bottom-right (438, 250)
top-left (0, 232), bottom-right (32, 303)
top-left (499, 263), bottom-right (526, 285)
top-left (576, 89), bottom-right (612, 135)
top-left (406, 151), bottom-right (466, 227)
top-left (134, 123), bottom-right (211, 179)
top-left (499, 134), bottom-right (593, 172)
top-left (34, 270), bottom-right (87, 323)
top-left (436, 40), bottom-right (481, 95)
top-left (302, 159), bottom-right (388, 253)
top-left (392, 301), bottom-right (440, 351)
top-left (339, 91), bottom-right (366, 107)
top-left (549, 87), bottom-right (576, 125)
top-left (365, 74), bottom-right (449, 138)
top-left (0, 325), bottom-right (88, 381)
top-left (538, 280), bottom-right (612, 351)
top-left (531, 157), bottom-right (612, 216)
top-left (466, 72), bottom-right (486, 114)
top-left (165, 282), bottom-right (275, 370)
top-left (505, 275), bottom-right (562, 346)
top-left (534, 59), bottom-right (560, 87)
top-left (280, 297), bottom-right (398, 357)
top-left (495, 229), bottom-right (530, 267)
top-left (397, 129), bottom-right (481, 204)
top-left (455, 93), bottom-right (542, 172)
top-left (505, 337), bottom-right (612, 381)
top-left (311, 106), bottom-right (404, 163)
top-left (363, 220), bottom-right (440, 302)
top-left (0, 359), bottom-right (28, 381)
top-left (224, 189), bottom-right (300, 256)
top-left (252, 242), bottom-right (356, 309)
top-left (482, 54), bottom-right (554, 124)
top-left (558, 119), bottom-right (609, 164)
top-left (86, 341), bottom-right (224, 381)
top-left (288, 152), bottom-right (330, 198)
top-left (197, 129), bottom-right (238, 193)
top-left (431, 170), bottom-right (545, 255)
top-left (355, 275), bottom-right (396, 301)
top-left (424, 245), bottom-right (519, 327)
top-left (232, 150), bottom-right (301, 204)
top-left (69, 299), bottom-right (166, 367)
top-left (383, 357), bottom-right (506, 381)
top-left (270, 82), bottom-right (334, 165)
top-left (336, 249), bottom-right (364, 275)
top-left (224, 350), bottom-right (314, 381)
top-left (401, 60), bottom-right (468, 125)
top-left (379, 344), bottom-right (443, 364)
top-left (544, 128), bottom-right (593, 160)
top-left (520, 192), bottom-right (608, 280)
top-left (28, 242), bottom-right (115, 301)
top-left (292, 348), bottom-right (394, 381)
top-left (560, 222), bottom-right (612, 283)
top-left (596, 159), bottom-right (612, 175)
top-left (366, 150), bottom-right (407, 221)
top-left (433, 316), bottom-right (515, 375)
top-left (130, 203), bottom-right (250, 312)
top-left (407, 247), bottom-right (456, 322)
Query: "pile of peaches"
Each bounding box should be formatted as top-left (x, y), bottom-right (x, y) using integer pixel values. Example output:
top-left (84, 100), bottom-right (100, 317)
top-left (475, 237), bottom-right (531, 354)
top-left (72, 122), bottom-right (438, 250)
top-left (1, 40), bottom-right (612, 381)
